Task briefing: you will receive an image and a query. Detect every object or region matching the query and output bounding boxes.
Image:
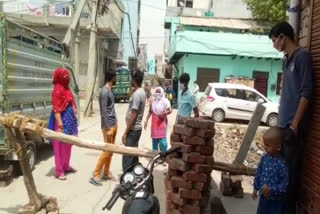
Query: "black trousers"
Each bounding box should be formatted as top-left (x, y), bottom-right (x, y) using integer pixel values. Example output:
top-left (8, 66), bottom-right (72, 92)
top-left (122, 129), bottom-right (142, 172)
top-left (281, 127), bottom-right (304, 214)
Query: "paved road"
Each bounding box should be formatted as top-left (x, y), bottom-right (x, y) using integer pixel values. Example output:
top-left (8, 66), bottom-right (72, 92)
top-left (0, 102), bottom-right (171, 214)
top-left (0, 101), bottom-right (257, 214)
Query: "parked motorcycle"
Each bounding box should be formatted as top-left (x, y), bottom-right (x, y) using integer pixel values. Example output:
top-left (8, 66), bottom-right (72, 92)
top-left (102, 147), bottom-right (181, 214)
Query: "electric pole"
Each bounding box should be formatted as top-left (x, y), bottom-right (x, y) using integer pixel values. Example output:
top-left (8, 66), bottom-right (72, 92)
top-left (84, 0), bottom-right (101, 117)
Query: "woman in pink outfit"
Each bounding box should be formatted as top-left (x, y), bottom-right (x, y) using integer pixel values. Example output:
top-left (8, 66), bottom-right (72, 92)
top-left (48, 68), bottom-right (78, 180)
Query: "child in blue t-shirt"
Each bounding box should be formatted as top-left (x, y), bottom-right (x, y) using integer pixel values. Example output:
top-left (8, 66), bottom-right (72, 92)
top-left (252, 127), bottom-right (288, 214)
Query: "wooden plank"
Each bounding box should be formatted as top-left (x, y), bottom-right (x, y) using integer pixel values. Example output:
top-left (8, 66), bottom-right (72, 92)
top-left (233, 102), bottom-right (266, 164)
top-left (213, 161), bottom-right (257, 176)
top-left (0, 115), bottom-right (158, 158)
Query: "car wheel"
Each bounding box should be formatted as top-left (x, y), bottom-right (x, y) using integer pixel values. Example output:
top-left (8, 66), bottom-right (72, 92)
top-left (212, 109), bottom-right (225, 122)
top-left (26, 144), bottom-right (36, 170)
top-left (267, 113), bottom-right (278, 127)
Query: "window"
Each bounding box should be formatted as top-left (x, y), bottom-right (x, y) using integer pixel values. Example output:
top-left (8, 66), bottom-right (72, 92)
top-left (214, 88), bottom-right (224, 96)
top-left (244, 90), bottom-right (262, 102)
top-left (177, 0), bottom-right (193, 8)
top-left (186, 0), bottom-right (193, 8)
top-left (276, 73), bottom-right (282, 95)
top-left (225, 89), bottom-right (246, 100)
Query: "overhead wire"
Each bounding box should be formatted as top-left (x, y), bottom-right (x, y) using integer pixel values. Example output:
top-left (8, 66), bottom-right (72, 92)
top-left (114, 0), bottom-right (137, 57)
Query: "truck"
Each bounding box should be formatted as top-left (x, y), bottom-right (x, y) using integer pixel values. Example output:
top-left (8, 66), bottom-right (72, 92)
top-left (0, 16), bottom-right (80, 171)
top-left (113, 67), bottom-right (132, 103)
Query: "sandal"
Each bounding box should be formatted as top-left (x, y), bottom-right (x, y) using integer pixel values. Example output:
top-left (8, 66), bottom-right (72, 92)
top-left (66, 167), bottom-right (77, 173)
top-left (57, 175), bottom-right (67, 180)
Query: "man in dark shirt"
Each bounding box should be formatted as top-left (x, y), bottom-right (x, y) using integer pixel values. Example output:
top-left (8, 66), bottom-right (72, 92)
top-left (269, 22), bottom-right (313, 214)
top-left (90, 70), bottom-right (118, 186)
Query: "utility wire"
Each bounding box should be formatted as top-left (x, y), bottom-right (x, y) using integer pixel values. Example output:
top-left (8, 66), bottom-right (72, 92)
top-left (114, 0), bottom-right (137, 57)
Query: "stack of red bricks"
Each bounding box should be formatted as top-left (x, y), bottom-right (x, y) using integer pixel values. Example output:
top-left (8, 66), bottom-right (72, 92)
top-left (165, 117), bottom-right (215, 214)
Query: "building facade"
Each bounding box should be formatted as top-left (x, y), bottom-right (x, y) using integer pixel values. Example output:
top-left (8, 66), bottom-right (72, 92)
top-left (4, 0), bottom-right (124, 94)
top-left (165, 1), bottom-right (283, 103)
top-left (121, 0), bottom-right (141, 66)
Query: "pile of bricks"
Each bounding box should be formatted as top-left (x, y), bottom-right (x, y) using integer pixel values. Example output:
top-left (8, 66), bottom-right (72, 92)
top-left (165, 117), bottom-right (215, 214)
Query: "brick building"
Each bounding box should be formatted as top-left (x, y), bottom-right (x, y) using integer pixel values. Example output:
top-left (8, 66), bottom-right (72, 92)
top-left (297, 0), bottom-right (320, 213)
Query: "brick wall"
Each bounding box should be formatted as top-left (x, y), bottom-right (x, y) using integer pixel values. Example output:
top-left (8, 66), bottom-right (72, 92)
top-left (165, 117), bottom-right (215, 214)
top-left (299, 0), bottom-right (311, 48)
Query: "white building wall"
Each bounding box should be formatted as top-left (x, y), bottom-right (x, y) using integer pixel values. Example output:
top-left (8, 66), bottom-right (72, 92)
top-left (193, 0), bottom-right (211, 9)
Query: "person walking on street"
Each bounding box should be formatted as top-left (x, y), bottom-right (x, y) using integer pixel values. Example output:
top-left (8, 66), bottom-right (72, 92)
top-left (176, 73), bottom-right (199, 123)
top-left (269, 22), bottom-right (313, 214)
top-left (48, 68), bottom-right (78, 181)
top-left (90, 70), bottom-right (118, 186)
top-left (122, 70), bottom-right (146, 172)
top-left (144, 87), bottom-right (172, 155)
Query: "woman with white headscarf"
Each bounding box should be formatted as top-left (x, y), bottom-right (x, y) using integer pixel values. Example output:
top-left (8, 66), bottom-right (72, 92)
top-left (144, 87), bottom-right (172, 155)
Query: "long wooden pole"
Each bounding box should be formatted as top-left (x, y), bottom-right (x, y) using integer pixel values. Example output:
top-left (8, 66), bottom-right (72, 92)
top-left (233, 102), bottom-right (266, 164)
top-left (0, 115), bottom-right (158, 158)
top-left (213, 161), bottom-right (256, 177)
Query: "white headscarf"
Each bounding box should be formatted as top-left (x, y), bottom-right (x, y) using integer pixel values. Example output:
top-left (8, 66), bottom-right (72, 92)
top-left (152, 87), bottom-right (167, 116)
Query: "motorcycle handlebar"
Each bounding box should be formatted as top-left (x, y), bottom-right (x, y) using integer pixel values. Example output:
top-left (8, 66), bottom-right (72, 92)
top-left (103, 188), bottom-right (121, 211)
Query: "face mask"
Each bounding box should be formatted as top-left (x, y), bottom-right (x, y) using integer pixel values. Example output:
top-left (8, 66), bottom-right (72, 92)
top-left (273, 35), bottom-right (285, 52)
top-left (180, 84), bottom-right (185, 90)
top-left (154, 93), bottom-right (161, 100)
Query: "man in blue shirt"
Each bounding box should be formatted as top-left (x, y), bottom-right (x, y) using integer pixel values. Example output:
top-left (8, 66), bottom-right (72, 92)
top-left (176, 73), bottom-right (199, 123)
top-left (269, 22), bottom-right (313, 214)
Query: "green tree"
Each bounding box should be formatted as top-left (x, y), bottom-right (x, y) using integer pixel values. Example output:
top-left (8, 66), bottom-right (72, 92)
top-left (245, 0), bottom-right (289, 22)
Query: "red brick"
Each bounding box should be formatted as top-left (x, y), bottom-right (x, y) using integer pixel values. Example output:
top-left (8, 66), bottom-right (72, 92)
top-left (195, 128), bottom-right (215, 139)
top-left (168, 209), bottom-right (182, 214)
top-left (207, 139), bottom-right (214, 147)
top-left (183, 136), bottom-right (206, 145)
top-left (169, 158), bottom-right (191, 172)
top-left (179, 188), bottom-right (202, 200)
top-left (171, 141), bottom-right (194, 153)
top-left (166, 152), bottom-right (179, 163)
top-left (171, 176), bottom-right (192, 190)
top-left (167, 191), bottom-right (186, 206)
top-left (166, 200), bottom-right (177, 212)
top-left (183, 171), bottom-right (208, 182)
top-left (190, 197), bottom-right (210, 208)
top-left (185, 118), bottom-right (215, 129)
top-left (183, 153), bottom-right (206, 164)
top-left (173, 124), bottom-right (195, 137)
top-left (192, 164), bottom-right (213, 174)
top-left (170, 133), bottom-right (182, 142)
top-left (168, 168), bottom-right (179, 178)
top-left (181, 205), bottom-right (201, 214)
top-left (182, 144), bottom-right (194, 153)
top-left (194, 145), bottom-right (214, 156)
top-left (193, 181), bottom-right (208, 191)
top-left (205, 156), bottom-right (214, 167)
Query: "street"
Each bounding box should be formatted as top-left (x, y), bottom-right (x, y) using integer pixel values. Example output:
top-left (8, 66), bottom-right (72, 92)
top-left (0, 102), bottom-right (170, 214)
top-left (0, 101), bottom-right (259, 214)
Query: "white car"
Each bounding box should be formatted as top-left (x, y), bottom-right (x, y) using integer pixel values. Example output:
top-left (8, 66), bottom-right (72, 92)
top-left (201, 83), bottom-right (279, 126)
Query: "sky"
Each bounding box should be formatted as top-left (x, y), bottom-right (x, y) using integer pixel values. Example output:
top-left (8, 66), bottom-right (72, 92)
top-left (139, 0), bottom-right (166, 58)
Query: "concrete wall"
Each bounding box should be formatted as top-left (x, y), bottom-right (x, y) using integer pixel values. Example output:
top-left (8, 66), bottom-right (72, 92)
top-left (176, 54), bottom-right (282, 103)
top-left (168, 0), bottom-right (211, 8)
top-left (166, 0), bottom-right (251, 18)
top-left (211, 0), bottom-right (252, 18)
top-left (122, 0), bottom-right (140, 65)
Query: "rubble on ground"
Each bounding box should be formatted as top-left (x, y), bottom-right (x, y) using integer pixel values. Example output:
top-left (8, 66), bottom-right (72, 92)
top-left (213, 124), bottom-right (267, 183)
